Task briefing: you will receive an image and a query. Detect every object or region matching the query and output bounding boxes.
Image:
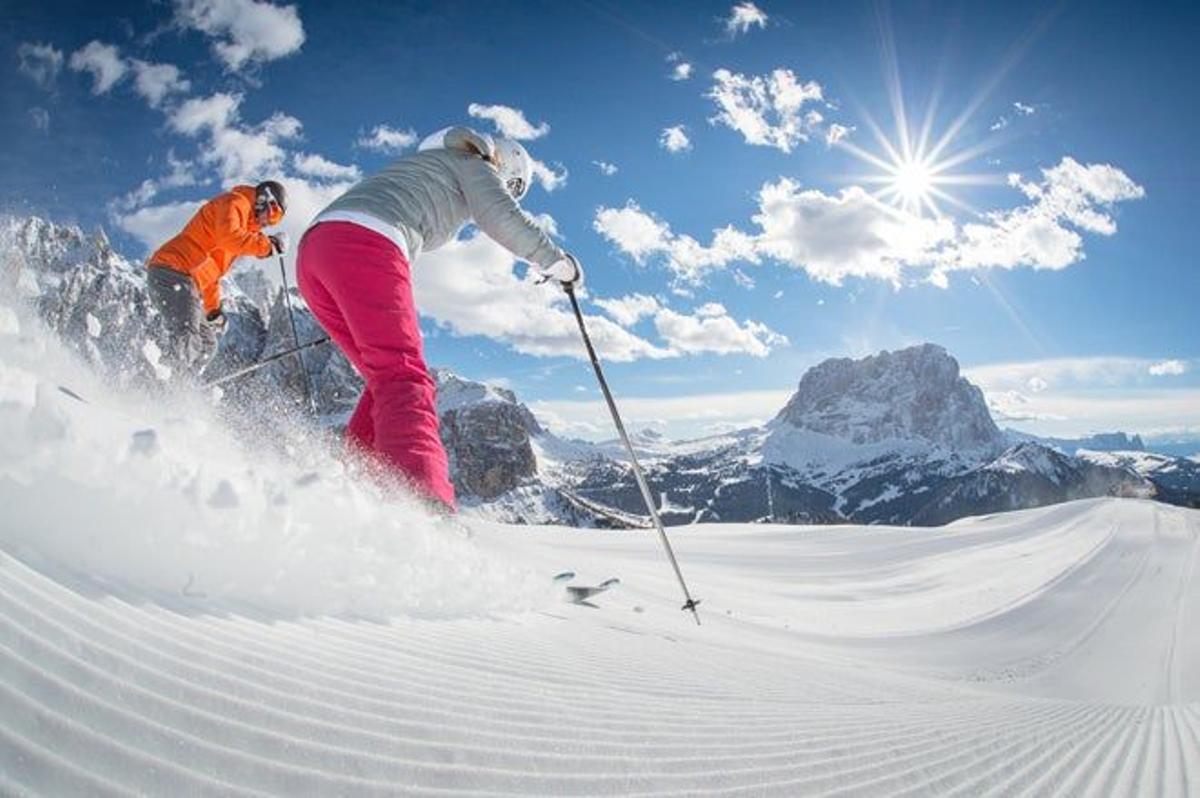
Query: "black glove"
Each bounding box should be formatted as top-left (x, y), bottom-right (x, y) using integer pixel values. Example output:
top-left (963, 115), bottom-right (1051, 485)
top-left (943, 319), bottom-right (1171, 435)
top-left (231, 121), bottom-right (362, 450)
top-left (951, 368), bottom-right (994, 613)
top-left (268, 231), bottom-right (290, 255)
top-left (205, 308), bottom-right (227, 331)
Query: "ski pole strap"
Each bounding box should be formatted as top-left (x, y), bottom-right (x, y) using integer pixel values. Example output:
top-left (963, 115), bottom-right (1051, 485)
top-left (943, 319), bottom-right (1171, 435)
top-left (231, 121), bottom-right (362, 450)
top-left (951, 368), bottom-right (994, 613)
top-left (564, 285), bottom-right (702, 626)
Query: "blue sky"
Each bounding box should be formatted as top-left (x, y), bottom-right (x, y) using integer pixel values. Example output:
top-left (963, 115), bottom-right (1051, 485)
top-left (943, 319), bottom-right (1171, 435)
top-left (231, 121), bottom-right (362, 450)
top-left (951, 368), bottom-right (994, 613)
top-left (4, 0), bottom-right (1198, 444)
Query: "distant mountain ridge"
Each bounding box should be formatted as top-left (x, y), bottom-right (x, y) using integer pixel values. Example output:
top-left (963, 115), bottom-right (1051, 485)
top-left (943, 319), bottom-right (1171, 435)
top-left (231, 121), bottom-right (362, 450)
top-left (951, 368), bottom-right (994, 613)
top-left (5, 213), bottom-right (1198, 525)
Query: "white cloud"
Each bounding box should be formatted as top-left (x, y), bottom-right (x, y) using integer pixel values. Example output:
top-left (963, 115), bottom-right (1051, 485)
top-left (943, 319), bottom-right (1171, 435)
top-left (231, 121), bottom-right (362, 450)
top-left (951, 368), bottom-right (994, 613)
top-left (592, 160), bottom-right (618, 176)
top-left (594, 203), bottom-right (673, 261)
top-left (964, 356), bottom-right (1200, 437)
top-left (990, 116), bottom-right (1009, 132)
top-left (17, 42), bottom-right (64, 90)
top-left (591, 293), bottom-right (784, 357)
top-left (114, 151), bottom-right (200, 210)
top-left (530, 159), bottom-right (568, 192)
top-left (1149, 359), bottom-right (1188, 377)
top-left (28, 107), bottom-right (50, 132)
top-left (168, 92), bottom-right (302, 182)
top-left (169, 91), bottom-right (240, 134)
top-left (292, 152), bottom-right (361, 181)
top-left (411, 234), bottom-right (784, 362)
top-left (936, 157), bottom-right (1145, 282)
top-left (413, 232), bottom-right (671, 362)
top-left (117, 200), bottom-right (203, 256)
top-left (356, 124), bottom-right (418, 154)
top-left (68, 41), bottom-right (128, 95)
top-left (175, 0), bottom-right (305, 70)
top-left (130, 60), bottom-right (191, 107)
top-left (1014, 101), bottom-right (1036, 116)
top-left (707, 68), bottom-right (825, 152)
top-left (594, 294), bottom-right (661, 326)
top-left (594, 201), bottom-right (760, 285)
top-left (531, 389), bottom-right (792, 441)
top-left (669, 61), bottom-right (693, 81)
top-left (724, 2), bottom-right (768, 36)
top-left (659, 125), bottom-right (692, 153)
top-left (596, 156), bottom-right (1144, 288)
top-left (754, 180), bottom-right (959, 285)
top-left (653, 304), bottom-right (785, 357)
top-left (989, 389), bottom-right (1200, 438)
top-left (825, 123), bottom-right (853, 146)
top-left (467, 103), bottom-right (549, 140)
top-left (965, 357), bottom-right (1158, 393)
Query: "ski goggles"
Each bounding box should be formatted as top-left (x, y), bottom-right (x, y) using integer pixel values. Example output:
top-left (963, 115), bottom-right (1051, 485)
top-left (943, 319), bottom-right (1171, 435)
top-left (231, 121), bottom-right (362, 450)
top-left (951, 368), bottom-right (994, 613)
top-left (256, 186), bottom-right (285, 225)
top-left (505, 176), bottom-right (528, 200)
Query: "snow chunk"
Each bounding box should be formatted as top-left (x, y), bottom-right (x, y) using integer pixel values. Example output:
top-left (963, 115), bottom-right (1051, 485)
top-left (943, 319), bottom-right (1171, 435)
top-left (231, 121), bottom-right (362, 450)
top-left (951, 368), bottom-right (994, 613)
top-left (0, 306), bottom-right (19, 336)
top-left (85, 312), bottom-right (102, 338)
top-left (141, 338), bottom-right (172, 381)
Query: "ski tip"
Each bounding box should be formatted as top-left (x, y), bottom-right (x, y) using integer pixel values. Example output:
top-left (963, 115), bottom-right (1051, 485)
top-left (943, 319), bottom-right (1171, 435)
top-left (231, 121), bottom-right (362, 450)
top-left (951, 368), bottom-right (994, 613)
top-left (552, 571), bottom-right (576, 583)
top-left (598, 577), bottom-right (621, 588)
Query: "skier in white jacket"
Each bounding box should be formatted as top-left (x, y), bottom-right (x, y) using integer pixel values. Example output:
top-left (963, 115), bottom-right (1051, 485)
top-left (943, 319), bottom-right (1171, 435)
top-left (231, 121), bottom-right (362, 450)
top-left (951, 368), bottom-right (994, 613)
top-left (297, 127), bottom-right (581, 510)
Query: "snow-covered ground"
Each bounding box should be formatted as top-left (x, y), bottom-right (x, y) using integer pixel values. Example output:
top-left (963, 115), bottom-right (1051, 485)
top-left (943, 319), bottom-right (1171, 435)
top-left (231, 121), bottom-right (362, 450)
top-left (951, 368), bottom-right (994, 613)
top-left (2, 304), bottom-right (1199, 795)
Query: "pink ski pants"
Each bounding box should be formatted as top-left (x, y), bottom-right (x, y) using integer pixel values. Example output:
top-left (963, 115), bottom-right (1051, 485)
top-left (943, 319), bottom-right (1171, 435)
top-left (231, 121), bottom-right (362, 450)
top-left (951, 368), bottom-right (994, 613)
top-left (297, 221), bottom-right (456, 510)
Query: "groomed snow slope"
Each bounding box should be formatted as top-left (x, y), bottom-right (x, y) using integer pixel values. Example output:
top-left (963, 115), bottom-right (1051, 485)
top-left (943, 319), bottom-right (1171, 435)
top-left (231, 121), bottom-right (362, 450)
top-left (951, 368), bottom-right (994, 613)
top-left (2, 308), bottom-right (1199, 795)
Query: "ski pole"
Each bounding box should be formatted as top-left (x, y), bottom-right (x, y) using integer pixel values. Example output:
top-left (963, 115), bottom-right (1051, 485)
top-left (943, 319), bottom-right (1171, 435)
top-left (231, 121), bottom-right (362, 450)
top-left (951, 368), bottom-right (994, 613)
top-left (204, 336), bottom-right (330, 388)
top-left (564, 284), bottom-right (702, 625)
top-left (278, 252), bottom-right (317, 414)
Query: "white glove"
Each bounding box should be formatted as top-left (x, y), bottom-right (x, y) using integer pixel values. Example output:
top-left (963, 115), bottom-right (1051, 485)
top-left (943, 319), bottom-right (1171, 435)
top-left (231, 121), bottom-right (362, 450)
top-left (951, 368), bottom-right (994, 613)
top-left (268, 231), bottom-right (290, 255)
top-left (538, 254), bottom-right (583, 289)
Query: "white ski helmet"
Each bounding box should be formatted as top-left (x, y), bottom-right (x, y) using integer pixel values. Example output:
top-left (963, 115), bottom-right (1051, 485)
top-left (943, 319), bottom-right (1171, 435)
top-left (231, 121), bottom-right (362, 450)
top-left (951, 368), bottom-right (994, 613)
top-left (493, 138), bottom-right (533, 200)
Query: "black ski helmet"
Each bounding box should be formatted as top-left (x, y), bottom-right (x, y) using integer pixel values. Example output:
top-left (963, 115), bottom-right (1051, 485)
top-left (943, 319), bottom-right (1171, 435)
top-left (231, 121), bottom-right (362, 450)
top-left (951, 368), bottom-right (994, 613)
top-left (254, 180), bottom-right (287, 215)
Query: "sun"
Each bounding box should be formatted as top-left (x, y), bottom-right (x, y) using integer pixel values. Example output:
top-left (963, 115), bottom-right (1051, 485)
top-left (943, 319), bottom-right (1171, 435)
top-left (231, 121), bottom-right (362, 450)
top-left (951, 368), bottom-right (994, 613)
top-left (829, 28), bottom-right (1010, 219)
top-left (886, 158), bottom-right (936, 212)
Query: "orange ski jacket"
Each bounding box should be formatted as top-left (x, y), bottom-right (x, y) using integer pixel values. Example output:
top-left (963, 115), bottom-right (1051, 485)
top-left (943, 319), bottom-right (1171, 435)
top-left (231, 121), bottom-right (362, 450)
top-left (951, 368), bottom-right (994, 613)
top-left (148, 186), bottom-right (274, 314)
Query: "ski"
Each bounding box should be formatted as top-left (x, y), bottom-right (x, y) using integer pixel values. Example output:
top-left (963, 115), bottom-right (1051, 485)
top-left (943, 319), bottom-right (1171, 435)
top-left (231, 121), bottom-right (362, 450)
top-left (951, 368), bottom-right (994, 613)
top-left (564, 577), bottom-right (621, 604)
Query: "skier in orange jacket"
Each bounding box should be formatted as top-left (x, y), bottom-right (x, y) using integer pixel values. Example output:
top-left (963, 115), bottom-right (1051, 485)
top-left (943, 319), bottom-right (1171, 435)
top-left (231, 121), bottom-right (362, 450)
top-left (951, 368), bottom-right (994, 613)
top-left (146, 181), bottom-right (288, 376)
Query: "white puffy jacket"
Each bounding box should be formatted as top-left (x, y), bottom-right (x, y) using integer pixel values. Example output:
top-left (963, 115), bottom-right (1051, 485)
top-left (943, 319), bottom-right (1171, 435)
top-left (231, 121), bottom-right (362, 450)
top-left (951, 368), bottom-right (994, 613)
top-left (318, 127), bottom-right (564, 267)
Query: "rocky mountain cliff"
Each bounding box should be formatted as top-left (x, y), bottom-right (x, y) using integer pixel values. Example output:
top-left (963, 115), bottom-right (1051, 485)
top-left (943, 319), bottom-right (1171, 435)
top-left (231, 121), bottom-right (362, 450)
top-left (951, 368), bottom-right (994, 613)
top-left (774, 344), bottom-right (1002, 451)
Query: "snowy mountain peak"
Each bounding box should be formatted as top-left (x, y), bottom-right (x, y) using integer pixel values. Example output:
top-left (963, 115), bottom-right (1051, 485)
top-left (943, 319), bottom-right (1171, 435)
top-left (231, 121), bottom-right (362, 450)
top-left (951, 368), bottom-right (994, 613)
top-left (433, 369), bottom-right (526, 415)
top-left (985, 442), bottom-right (1077, 484)
top-left (1, 214), bottom-right (120, 289)
top-left (773, 343), bottom-right (1003, 451)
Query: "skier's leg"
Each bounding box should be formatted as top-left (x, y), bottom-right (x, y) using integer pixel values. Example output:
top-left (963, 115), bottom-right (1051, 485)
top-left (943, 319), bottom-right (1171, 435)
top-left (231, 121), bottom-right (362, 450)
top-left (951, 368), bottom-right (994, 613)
top-left (297, 222), bottom-right (455, 509)
top-left (147, 266), bottom-right (202, 378)
top-left (298, 227), bottom-right (373, 452)
top-left (345, 388), bottom-right (375, 451)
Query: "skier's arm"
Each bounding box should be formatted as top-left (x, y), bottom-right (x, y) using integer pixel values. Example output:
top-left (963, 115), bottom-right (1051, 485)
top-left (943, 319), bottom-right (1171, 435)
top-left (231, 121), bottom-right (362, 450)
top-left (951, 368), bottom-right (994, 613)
top-left (219, 195), bottom-right (274, 260)
top-left (197, 263), bottom-right (222, 315)
top-left (459, 157), bottom-right (565, 268)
